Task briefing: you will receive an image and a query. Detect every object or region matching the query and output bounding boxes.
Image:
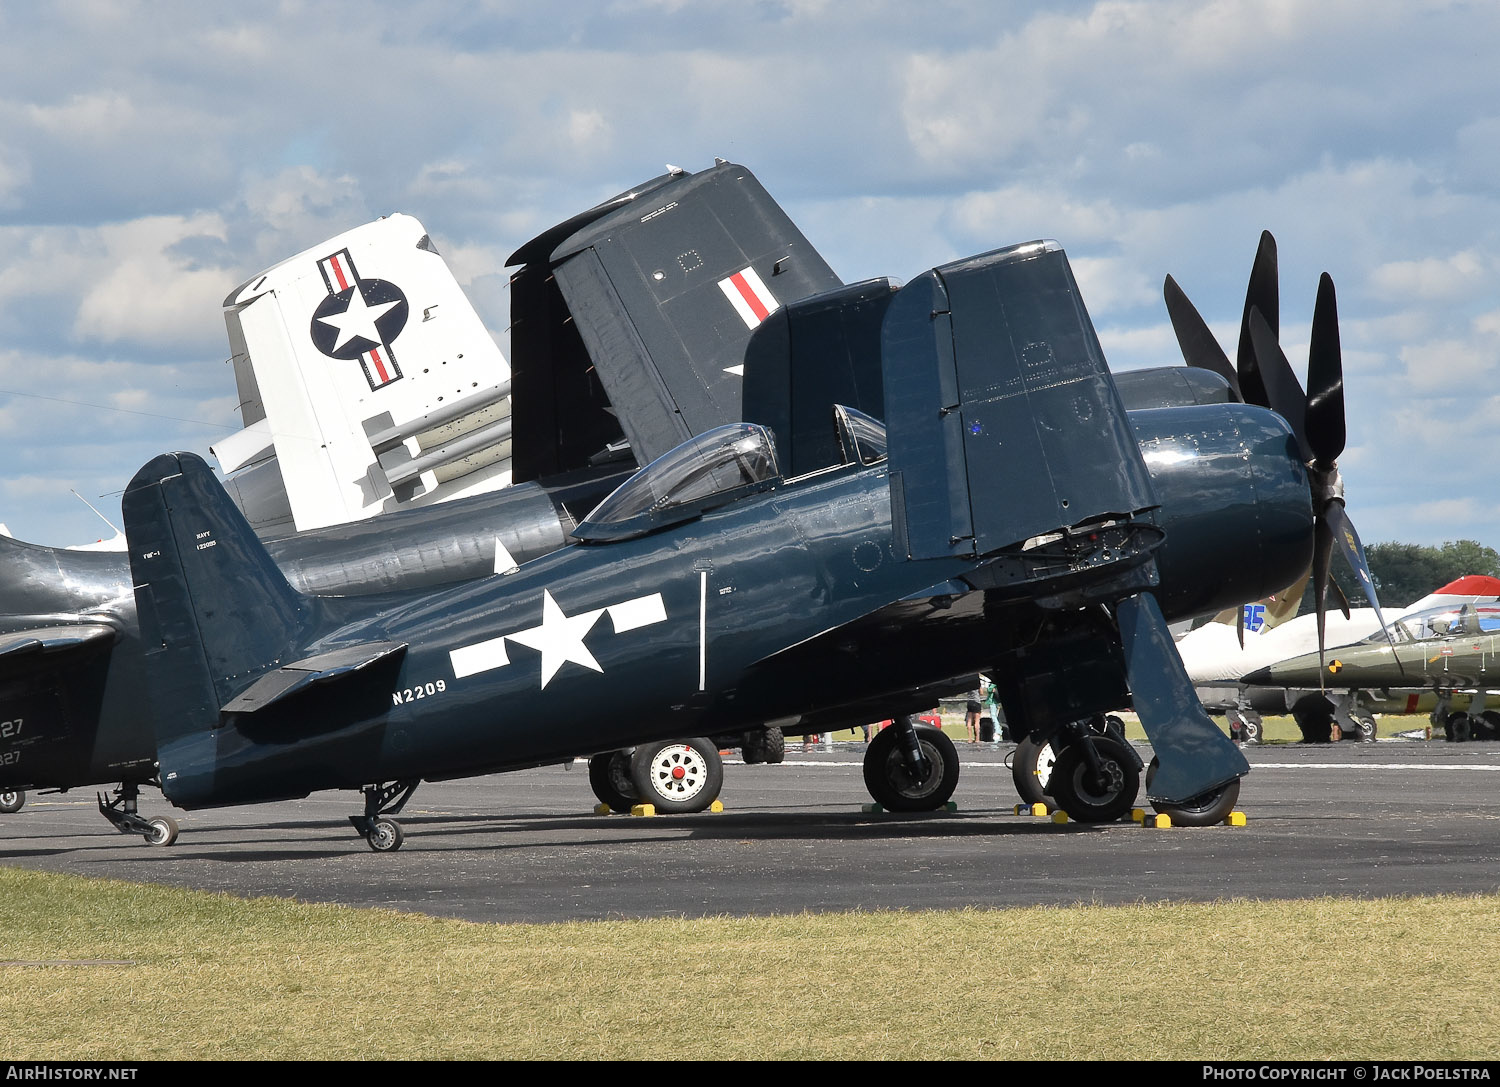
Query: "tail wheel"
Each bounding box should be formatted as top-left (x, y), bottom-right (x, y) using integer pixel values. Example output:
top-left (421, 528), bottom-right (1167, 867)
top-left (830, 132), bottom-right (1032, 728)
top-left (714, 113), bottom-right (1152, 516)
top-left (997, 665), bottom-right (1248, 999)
top-left (1145, 757), bottom-right (1241, 827)
top-left (366, 817), bottom-right (403, 852)
top-left (630, 738), bottom-right (723, 814)
top-left (862, 725), bottom-right (959, 812)
top-left (1048, 735), bottom-right (1139, 823)
top-left (145, 815), bottom-right (179, 847)
top-left (0, 789), bottom-right (24, 814)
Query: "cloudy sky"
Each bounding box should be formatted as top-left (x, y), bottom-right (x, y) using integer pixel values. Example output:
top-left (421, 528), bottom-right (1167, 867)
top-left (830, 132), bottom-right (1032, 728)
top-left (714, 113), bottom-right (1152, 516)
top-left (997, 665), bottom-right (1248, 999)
top-left (0, 0), bottom-right (1496, 553)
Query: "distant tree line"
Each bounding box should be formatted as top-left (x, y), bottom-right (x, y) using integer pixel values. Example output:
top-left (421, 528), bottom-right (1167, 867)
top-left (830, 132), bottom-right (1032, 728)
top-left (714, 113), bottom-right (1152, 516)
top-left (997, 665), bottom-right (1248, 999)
top-left (1305, 540), bottom-right (1500, 613)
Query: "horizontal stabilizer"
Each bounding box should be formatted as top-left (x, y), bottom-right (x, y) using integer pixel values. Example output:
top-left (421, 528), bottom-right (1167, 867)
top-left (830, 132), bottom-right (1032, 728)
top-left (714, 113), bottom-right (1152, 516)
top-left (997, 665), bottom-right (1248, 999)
top-left (0, 623), bottom-right (116, 658)
top-left (222, 641), bottom-right (408, 713)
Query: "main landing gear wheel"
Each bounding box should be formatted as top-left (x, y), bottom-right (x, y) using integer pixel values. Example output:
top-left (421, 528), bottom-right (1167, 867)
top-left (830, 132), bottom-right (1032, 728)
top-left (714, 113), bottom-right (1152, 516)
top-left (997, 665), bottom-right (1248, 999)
top-left (588, 750), bottom-right (640, 812)
top-left (1048, 735), bottom-right (1140, 823)
top-left (1010, 735), bottom-right (1056, 807)
top-left (145, 815), bottom-right (179, 847)
top-left (1292, 693), bottom-right (1337, 743)
top-left (743, 726), bottom-right (785, 765)
top-left (1145, 756), bottom-right (1241, 827)
top-left (630, 738), bottom-right (723, 814)
top-left (0, 789), bottom-right (24, 814)
top-left (862, 723), bottom-right (959, 812)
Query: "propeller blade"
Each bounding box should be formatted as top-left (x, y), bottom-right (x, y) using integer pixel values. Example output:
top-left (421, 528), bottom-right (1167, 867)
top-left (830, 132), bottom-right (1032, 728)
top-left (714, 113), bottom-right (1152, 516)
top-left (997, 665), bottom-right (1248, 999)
top-left (1323, 501), bottom-right (1399, 666)
top-left (1235, 231), bottom-right (1278, 408)
top-left (1312, 513), bottom-right (1334, 681)
top-left (1164, 275), bottom-right (1242, 400)
top-left (1305, 272), bottom-right (1346, 468)
top-left (1247, 308), bottom-right (1312, 462)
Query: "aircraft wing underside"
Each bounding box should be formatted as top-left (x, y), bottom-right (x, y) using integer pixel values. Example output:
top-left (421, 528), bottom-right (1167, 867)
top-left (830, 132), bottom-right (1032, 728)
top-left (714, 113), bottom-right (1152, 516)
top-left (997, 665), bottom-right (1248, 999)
top-left (735, 586), bottom-right (994, 722)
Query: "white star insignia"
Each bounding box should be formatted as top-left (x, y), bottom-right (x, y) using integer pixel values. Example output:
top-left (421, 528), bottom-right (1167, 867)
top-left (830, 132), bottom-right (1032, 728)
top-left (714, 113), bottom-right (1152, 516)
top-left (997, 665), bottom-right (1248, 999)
top-left (318, 282), bottom-right (399, 353)
top-left (504, 590), bottom-right (606, 688)
top-left (447, 590), bottom-right (668, 686)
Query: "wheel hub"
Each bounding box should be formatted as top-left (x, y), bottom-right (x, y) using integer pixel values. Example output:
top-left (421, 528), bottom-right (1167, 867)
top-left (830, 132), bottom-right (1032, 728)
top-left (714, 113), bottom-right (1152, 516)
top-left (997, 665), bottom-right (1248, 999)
top-left (647, 745), bottom-right (708, 800)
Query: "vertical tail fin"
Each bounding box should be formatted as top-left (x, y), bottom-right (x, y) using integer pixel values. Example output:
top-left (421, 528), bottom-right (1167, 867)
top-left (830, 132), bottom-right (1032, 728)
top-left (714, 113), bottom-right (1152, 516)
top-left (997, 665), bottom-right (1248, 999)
top-left (123, 452), bottom-right (313, 754)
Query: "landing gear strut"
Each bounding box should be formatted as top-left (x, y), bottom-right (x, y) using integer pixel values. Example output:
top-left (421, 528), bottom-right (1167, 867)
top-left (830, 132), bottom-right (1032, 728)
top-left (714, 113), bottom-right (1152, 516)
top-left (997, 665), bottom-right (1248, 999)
top-left (862, 716), bottom-right (959, 811)
top-left (350, 780), bottom-right (419, 852)
top-left (98, 781), bottom-right (178, 846)
top-left (1047, 730), bottom-right (1142, 823)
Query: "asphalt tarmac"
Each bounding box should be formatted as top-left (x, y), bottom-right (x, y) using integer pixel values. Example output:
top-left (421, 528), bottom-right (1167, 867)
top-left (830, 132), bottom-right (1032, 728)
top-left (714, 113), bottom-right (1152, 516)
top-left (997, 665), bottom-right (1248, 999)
top-left (2, 738), bottom-right (1498, 923)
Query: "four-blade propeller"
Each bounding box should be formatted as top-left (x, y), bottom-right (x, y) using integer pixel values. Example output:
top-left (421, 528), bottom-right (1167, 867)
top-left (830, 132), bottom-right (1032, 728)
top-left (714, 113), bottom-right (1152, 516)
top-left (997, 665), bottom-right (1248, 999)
top-left (1163, 232), bottom-right (1392, 674)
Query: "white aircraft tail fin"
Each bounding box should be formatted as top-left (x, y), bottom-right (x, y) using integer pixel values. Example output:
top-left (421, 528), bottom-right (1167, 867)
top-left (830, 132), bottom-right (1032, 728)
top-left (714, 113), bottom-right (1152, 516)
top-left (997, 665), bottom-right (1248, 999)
top-left (213, 214), bottom-right (512, 533)
top-left (1202, 570), bottom-right (1311, 637)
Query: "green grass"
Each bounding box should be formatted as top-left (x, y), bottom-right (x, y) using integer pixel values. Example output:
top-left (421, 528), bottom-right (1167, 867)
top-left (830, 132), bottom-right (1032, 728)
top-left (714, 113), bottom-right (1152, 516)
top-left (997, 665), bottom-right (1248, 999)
top-left (2, 866), bottom-right (1497, 1060)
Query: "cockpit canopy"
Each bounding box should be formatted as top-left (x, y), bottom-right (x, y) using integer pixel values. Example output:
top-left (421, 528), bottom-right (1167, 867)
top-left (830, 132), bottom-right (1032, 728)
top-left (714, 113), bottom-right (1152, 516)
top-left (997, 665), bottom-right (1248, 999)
top-left (1360, 603), bottom-right (1500, 644)
top-left (572, 422), bottom-right (782, 543)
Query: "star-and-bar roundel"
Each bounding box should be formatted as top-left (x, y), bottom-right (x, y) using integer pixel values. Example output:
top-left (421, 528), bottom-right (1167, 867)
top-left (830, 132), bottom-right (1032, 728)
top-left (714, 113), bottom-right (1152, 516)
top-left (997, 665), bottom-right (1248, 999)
top-left (309, 248), bottom-right (410, 391)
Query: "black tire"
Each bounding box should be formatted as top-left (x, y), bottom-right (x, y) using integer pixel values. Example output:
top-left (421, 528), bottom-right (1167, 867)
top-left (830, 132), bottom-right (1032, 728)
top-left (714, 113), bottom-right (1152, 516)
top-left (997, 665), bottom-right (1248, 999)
top-left (862, 724), bottom-right (959, 812)
top-left (1448, 711), bottom-right (1471, 743)
top-left (366, 817), bottom-right (403, 852)
top-left (1351, 713), bottom-right (1378, 742)
top-left (1478, 711), bottom-right (1500, 740)
top-left (630, 738), bottom-right (723, 814)
top-left (588, 750), bottom-right (639, 812)
top-left (145, 815), bottom-right (179, 847)
top-left (1293, 693), bottom-right (1336, 743)
top-left (762, 727), bottom-right (785, 764)
top-left (742, 732), bottom-right (765, 764)
top-left (0, 789), bottom-right (24, 814)
top-left (1048, 735), bottom-right (1140, 823)
top-left (1145, 756), bottom-right (1241, 827)
top-left (1011, 735), bottom-right (1056, 807)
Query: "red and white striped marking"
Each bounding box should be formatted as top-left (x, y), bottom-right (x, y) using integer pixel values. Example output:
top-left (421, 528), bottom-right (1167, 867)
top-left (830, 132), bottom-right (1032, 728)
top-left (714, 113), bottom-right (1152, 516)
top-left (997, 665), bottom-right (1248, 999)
top-left (318, 251), bottom-right (355, 294)
top-left (718, 267), bottom-right (779, 329)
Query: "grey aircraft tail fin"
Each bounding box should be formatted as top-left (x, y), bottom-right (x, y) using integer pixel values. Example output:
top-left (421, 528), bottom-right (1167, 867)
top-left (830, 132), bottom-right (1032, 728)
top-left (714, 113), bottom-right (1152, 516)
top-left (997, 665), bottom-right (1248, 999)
top-left (123, 452), bottom-right (412, 808)
top-left (506, 161), bottom-right (843, 481)
top-left (123, 453), bottom-right (318, 797)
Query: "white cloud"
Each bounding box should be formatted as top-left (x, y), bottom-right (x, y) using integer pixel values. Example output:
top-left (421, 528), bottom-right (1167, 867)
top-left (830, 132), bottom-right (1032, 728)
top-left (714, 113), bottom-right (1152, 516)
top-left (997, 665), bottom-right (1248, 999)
top-left (1369, 251), bottom-right (1487, 303)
